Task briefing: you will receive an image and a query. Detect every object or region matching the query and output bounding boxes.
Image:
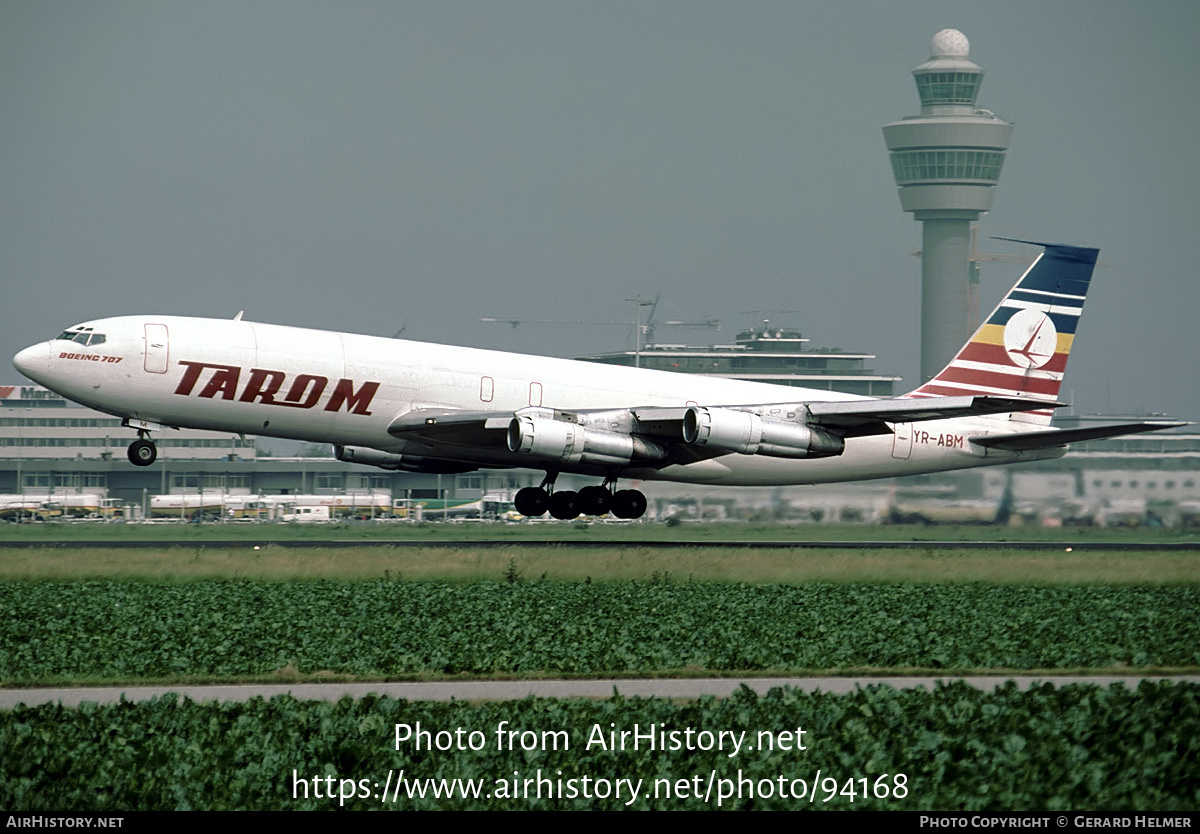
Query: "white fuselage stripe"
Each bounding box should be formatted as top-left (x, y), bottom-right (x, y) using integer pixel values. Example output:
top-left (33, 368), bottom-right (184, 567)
top-left (1011, 288), bottom-right (1086, 302)
top-left (1001, 300), bottom-right (1082, 317)
top-left (947, 360), bottom-right (1063, 380)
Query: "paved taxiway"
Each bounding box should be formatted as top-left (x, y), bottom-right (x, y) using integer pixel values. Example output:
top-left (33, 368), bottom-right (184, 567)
top-left (1, 539), bottom-right (1197, 550)
top-left (3, 676), bottom-right (1197, 709)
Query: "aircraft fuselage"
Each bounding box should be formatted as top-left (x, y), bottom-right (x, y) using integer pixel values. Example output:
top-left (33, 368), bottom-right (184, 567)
top-left (13, 314), bottom-right (1053, 487)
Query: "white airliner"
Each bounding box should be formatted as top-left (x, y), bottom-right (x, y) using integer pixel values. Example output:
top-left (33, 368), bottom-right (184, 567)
top-left (12, 241), bottom-right (1181, 519)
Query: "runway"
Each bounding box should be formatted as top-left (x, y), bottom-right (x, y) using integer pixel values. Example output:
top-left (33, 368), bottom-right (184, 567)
top-left (1, 538), bottom-right (1197, 550)
top-left (3, 675), bottom-right (1197, 709)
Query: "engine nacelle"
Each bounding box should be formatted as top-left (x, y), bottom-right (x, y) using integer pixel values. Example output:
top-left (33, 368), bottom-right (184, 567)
top-left (507, 415), bottom-right (665, 466)
top-left (334, 445), bottom-right (478, 474)
top-left (682, 407), bottom-right (845, 458)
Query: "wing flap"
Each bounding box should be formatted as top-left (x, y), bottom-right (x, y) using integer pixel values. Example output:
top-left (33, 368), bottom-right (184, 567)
top-left (808, 395), bottom-right (1064, 434)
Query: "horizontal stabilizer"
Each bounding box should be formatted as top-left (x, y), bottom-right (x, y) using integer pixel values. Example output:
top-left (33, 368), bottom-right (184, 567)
top-left (971, 421), bottom-right (1189, 452)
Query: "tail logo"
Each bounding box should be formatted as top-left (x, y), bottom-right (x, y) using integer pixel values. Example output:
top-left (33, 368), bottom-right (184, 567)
top-left (1003, 309), bottom-right (1057, 369)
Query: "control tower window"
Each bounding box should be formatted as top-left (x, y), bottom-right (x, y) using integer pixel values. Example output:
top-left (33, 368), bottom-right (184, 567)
top-left (890, 150), bottom-right (1004, 183)
top-left (916, 72), bottom-right (981, 107)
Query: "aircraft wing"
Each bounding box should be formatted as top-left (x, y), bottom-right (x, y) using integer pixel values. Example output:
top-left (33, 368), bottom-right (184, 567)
top-left (386, 395), bottom-right (1064, 451)
top-left (372, 402), bottom-right (1185, 476)
top-left (632, 395), bottom-right (1064, 440)
top-left (970, 421), bottom-right (1190, 452)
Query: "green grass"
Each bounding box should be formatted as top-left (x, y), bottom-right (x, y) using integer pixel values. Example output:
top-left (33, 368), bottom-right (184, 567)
top-left (1, 543), bottom-right (1198, 584)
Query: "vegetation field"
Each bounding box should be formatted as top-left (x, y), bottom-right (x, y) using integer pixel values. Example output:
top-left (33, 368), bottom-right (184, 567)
top-left (3, 528), bottom-right (1196, 811)
top-left (2, 578), bottom-right (1197, 685)
top-left (3, 682), bottom-right (1196, 810)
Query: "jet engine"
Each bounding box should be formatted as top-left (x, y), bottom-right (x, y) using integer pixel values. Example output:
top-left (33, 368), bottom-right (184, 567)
top-left (682, 406), bottom-right (844, 458)
top-left (507, 414), bottom-right (666, 466)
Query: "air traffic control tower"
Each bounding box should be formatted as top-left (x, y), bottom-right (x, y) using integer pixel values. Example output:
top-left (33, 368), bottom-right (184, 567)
top-left (883, 29), bottom-right (1012, 382)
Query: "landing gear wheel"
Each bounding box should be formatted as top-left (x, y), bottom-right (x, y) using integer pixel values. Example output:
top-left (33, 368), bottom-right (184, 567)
top-left (548, 490), bottom-right (581, 520)
top-left (514, 487), bottom-right (549, 517)
top-left (577, 485), bottom-right (611, 516)
top-left (611, 489), bottom-right (647, 520)
top-left (128, 439), bottom-right (157, 466)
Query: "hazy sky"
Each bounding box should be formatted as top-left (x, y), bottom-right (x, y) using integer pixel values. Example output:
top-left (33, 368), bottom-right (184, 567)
top-left (4, 1), bottom-right (1198, 420)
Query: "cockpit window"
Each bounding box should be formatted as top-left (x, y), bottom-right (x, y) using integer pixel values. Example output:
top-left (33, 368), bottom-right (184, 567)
top-left (55, 327), bottom-right (105, 347)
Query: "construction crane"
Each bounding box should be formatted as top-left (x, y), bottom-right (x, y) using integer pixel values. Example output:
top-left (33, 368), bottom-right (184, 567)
top-left (968, 225), bottom-right (1038, 331)
top-left (912, 228), bottom-right (1038, 332)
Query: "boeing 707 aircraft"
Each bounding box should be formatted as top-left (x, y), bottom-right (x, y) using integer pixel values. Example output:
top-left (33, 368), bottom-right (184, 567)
top-left (12, 242), bottom-right (1181, 519)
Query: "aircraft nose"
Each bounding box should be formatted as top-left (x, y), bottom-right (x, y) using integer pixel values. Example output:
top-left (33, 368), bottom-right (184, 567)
top-left (13, 342), bottom-right (50, 384)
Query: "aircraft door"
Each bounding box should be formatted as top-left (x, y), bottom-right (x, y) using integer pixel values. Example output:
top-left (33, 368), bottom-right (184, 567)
top-left (891, 422), bottom-right (912, 460)
top-left (144, 324), bottom-right (169, 373)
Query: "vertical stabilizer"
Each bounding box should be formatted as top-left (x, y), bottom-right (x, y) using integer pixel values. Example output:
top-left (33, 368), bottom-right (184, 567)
top-left (905, 242), bottom-right (1098, 426)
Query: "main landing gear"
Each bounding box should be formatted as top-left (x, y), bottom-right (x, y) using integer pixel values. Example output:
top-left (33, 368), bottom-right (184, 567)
top-left (513, 474), bottom-right (647, 520)
top-left (127, 432), bottom-right (158, 466)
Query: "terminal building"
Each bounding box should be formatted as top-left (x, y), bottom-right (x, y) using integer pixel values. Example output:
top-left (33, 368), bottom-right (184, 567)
top-left (575, 325), bottom-right (900, 397)
top-left (0, 382), bottom-right (522, 516)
